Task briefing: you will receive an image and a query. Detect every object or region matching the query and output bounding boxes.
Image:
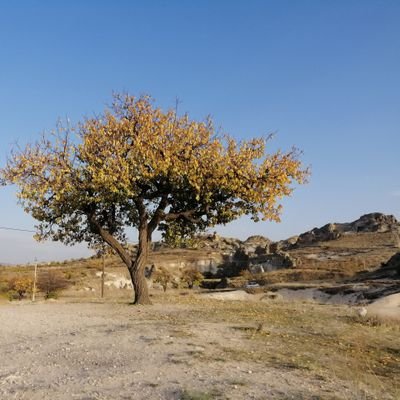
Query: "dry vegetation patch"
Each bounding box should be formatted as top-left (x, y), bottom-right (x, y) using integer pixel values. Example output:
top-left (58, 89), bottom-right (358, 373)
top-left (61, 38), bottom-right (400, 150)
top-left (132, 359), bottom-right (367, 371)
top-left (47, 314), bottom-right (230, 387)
top-left (156, 292), bottom-right (400, 398)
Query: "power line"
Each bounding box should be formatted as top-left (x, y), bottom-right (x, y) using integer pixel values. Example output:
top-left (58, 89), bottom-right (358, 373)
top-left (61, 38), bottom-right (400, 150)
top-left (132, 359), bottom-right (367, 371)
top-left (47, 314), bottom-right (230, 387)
top-left (0, 226), bottom-right (36, 233)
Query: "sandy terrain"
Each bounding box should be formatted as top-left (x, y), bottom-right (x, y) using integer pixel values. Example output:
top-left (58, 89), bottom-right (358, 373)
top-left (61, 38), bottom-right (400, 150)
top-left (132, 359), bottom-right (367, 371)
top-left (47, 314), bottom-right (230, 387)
top-left (0, 299), bottom-right (398, 400)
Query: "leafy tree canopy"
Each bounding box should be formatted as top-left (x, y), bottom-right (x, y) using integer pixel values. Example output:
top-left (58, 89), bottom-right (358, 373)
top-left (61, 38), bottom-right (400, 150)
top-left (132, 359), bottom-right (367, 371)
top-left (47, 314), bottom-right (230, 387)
top-left (1, 94), bottom-right (308, 304)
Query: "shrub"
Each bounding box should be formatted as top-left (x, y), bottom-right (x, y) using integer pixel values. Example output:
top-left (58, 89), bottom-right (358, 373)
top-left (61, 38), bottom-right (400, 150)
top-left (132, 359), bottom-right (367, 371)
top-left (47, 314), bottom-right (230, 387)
top-left (181, 267), bottom-right (203, 289)
top-left (7, 277), bottom-right (33, 300)
top-left (0, 280), bottom-right (9, 295)
top-left (152, 267), bottom-right (173, 292)
top-left (239, 269), bottom-right (253, 280)
top-left (37, 270), bottom-right (69, 299)
top-left (64, 272), bottom-right (73, 280)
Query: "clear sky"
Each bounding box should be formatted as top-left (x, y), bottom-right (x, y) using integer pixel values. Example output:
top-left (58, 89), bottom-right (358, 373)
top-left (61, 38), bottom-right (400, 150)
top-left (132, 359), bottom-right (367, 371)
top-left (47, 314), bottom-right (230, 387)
top-left (0, 0), bottom-right (399, 264)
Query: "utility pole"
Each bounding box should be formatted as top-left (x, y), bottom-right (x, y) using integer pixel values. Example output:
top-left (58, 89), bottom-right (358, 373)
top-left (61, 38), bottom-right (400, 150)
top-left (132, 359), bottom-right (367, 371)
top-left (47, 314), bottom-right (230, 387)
top-left (32, 258), bottom-right (38, 302)
top-left (101, 252), bottom-right (105, 298)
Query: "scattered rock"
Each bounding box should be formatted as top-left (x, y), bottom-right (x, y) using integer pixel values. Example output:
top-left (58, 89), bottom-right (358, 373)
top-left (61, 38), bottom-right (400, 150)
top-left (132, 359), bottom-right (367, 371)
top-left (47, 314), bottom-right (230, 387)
top-left (357, 307), bottom-right (368, 318)
top-left (95, 272), bottom-right (132, 289)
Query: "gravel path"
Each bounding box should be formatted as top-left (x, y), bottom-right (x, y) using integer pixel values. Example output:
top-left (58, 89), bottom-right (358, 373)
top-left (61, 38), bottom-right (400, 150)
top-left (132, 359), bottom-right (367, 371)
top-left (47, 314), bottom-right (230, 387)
top-left (0, 301), bottom-right (374, 399)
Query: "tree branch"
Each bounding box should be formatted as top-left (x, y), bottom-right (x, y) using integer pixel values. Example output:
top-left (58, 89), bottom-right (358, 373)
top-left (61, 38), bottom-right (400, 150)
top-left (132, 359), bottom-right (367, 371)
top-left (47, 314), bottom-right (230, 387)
top-left (148, 193), bottom-right (169, 233)
top-left (164, 209), bottom-right (200, 223)
top-left (88, 213), bottom-right (131, 267)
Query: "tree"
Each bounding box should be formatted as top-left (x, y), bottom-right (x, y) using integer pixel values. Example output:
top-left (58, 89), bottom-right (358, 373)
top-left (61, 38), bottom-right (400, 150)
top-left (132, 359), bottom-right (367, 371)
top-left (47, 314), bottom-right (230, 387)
top-left (0, 94), bottom-right (308, 304)
top-left (37, 270), bottom-right (69, 299)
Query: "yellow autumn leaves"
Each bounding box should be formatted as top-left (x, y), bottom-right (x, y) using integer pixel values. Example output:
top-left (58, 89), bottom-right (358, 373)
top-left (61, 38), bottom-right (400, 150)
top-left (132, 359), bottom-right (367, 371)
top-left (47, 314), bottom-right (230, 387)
top-left (1, 93), bottom-right (309, 238)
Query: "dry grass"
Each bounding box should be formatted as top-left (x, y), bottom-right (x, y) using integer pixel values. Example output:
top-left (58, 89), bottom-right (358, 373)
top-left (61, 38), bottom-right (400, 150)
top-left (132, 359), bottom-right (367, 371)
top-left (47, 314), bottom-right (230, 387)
top-left (155, 291), bottom-right (400, 399)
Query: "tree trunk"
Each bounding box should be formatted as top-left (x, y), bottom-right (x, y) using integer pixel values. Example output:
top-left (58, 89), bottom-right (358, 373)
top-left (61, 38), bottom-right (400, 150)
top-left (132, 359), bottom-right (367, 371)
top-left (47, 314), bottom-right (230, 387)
top-left (88, 210), bottom-right (152, 305)
top-left (130, 264), bottom-right (151, 304)
top-left (129, 221), bottom-right (152, 305)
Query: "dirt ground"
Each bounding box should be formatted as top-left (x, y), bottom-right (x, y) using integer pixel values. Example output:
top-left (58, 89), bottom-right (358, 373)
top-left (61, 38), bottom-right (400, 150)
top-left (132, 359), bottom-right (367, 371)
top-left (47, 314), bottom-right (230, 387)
top-left (0, 295), bottom-right (399, 400)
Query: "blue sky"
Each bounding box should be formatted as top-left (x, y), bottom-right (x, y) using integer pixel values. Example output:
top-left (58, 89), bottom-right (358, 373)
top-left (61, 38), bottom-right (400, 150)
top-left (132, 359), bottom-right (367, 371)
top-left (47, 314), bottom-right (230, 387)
top-left (0, 0), bottom-right (399, 263)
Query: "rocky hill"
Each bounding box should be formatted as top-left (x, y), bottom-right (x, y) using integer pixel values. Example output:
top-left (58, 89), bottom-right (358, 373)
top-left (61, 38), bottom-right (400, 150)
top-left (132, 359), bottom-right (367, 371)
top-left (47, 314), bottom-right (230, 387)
top-left (282, 213), bottom-right (400, 248)
top-left (274, 213), bottom-right (399, 282)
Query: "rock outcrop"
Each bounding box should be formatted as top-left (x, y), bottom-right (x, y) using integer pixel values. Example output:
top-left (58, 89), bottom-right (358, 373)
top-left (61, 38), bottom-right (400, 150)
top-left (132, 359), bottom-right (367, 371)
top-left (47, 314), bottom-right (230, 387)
top-left (248, 252), bottom-right (296, 274)
top-left (371, 252), bottom-right (400, 279)
top-left (293, 213), bottom-right (399, 247)
top-left (188, 234), bottom-right (242, 253)
top-left (242, 235), bottom-right (271, 256)
top-left (349, 213), bottom-right (398, 233)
